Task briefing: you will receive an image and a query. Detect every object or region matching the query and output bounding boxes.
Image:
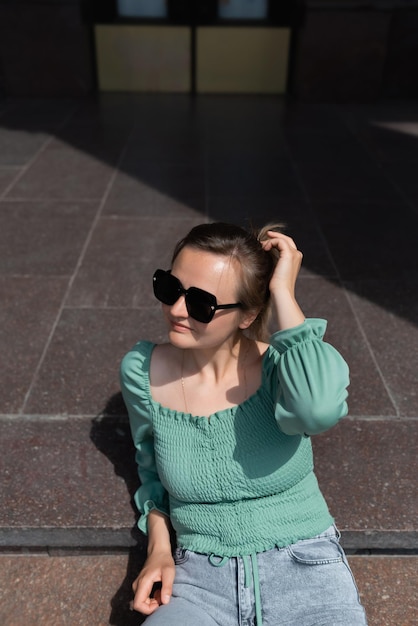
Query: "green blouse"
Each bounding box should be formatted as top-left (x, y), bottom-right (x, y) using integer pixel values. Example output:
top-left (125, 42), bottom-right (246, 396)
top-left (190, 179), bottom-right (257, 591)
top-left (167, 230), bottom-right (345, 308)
top-left (120, 318), bottom-right (349, 557)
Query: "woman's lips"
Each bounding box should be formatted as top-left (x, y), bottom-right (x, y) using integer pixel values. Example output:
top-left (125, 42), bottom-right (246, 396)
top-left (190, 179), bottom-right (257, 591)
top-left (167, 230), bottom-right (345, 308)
top-left (169, 320), bottom-right (192, 332)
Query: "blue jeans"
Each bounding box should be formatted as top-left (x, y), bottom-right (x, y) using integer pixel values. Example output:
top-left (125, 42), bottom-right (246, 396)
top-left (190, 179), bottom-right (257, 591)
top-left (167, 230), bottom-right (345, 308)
top-left (144, 526), bottom-right (368, 626)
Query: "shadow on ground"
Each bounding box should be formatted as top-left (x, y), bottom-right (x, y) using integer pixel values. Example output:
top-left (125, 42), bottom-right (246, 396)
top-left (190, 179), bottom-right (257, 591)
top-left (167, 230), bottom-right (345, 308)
top-left (90, 393), bottom-right (146, 625)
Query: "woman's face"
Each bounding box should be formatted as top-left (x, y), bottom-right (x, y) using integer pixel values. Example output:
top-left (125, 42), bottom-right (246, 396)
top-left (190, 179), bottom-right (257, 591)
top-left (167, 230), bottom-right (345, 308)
top-left (162, 246), bottom-right (250, 349)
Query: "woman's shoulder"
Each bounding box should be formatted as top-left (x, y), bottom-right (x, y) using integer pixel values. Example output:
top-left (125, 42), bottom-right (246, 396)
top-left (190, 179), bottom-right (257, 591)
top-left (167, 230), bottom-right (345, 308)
top-left (256, 339), bottom-right (270, 355)
top-left (149, 343), bottom-right (181, 387)
top-left (120, 339), bottom-right (156, 381)
top-left (121, 341), bottom-right (178, 376)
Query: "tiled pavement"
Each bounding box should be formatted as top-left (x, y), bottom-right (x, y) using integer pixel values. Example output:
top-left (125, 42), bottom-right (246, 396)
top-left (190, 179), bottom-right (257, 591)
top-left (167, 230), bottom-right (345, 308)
top-left (0, 94), bottom-right (417, 625)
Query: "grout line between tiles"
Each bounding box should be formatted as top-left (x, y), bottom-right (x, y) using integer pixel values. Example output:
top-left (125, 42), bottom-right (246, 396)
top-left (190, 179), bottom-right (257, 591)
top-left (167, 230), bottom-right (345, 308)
top-left (2, 414), bottom-right (415, 422)
top-left (0, 106), bottom-right (80, 202)
top-left (0, 196), bottom-right (102, 203)
top-left (62, 304), bottom-right (159, 310)
top-left (340, 287), bottom-right (401, 417)
top-left (203, 121), bottom-right (211, 222)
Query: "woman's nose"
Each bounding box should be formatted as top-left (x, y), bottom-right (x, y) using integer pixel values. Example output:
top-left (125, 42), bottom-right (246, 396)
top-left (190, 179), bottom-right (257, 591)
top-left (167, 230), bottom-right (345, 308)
top-left (169, 295), bottom-right (188, 318)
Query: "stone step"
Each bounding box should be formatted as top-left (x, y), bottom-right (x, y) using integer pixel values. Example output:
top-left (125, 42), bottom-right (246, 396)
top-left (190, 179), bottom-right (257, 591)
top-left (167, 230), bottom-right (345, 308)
top-left (0, 415), bottom-right (415, 552)
top-left (0, 553), bottom-right (416, 626)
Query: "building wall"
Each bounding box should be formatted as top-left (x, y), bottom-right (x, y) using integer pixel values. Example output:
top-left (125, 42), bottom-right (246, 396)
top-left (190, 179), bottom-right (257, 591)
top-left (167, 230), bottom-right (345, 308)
top-left (291, 5), bottom-right (418, 101)
top-left (0, 1), bottom-right (417, 100)
top-left (0, 0), bottom-right (93, 96)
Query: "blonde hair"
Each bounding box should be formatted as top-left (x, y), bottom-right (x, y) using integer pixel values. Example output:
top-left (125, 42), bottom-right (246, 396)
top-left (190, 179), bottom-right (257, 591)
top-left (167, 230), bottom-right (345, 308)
top-left (171, 222), bottom-right (284, 340)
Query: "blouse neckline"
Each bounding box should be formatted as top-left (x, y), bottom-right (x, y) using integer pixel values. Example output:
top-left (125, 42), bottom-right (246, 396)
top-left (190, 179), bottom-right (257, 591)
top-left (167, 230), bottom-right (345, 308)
top-left (143, 341), bottom-right (273, 422)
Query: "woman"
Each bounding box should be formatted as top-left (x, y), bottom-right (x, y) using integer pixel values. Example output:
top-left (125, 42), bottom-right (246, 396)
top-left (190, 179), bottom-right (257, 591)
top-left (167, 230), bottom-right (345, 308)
top-left (120, 222), bottom-right (368, 625)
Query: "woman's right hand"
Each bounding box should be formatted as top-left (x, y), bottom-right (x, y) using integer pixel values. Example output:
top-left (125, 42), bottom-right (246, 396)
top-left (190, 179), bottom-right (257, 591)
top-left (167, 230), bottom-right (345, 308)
top-left (131, 550), bottom-right (175, 615)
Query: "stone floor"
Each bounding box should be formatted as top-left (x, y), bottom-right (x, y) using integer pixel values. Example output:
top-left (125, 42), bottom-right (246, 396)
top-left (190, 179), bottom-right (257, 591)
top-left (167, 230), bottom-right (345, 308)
top-left (0, 94), bottom-right (417, 625)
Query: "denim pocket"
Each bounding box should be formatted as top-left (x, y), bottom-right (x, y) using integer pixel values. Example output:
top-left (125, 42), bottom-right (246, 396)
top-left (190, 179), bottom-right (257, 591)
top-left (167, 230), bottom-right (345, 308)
top-left (174, 547), bottom-right (190, 565)
top-left (286, 537), bottom-right (343, 566)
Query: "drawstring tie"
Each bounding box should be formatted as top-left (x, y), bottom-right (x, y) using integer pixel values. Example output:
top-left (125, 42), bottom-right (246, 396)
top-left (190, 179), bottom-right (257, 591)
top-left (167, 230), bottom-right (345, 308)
top-left (209, 553), bottom-right (263, 626)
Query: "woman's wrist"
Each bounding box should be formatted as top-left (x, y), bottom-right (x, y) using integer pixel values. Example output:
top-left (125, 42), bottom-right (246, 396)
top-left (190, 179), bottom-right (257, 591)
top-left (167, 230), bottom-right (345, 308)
top-left (270, 290), bottom-right (305, 331)
top-left (147, 510), bottom-right (173, 556)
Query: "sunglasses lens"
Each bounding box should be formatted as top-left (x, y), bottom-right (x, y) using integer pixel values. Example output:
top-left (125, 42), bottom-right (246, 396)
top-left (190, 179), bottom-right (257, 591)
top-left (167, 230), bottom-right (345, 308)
top-left (153, 270), bottom-right (179, 305)
top-left (186, 288), bottom-right (215, 323)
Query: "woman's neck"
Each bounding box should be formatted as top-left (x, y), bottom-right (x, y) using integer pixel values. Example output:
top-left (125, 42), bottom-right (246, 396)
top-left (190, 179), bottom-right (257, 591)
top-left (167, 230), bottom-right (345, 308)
top-left (181, 333), bottom-right (250, 383)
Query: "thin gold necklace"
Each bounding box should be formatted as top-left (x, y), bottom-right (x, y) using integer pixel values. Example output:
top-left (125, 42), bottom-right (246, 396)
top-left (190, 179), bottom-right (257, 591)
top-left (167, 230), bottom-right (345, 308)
top-left (180, 340), bottom-right (250, 415)
top-left (181, 349), bottom-right (189, 413)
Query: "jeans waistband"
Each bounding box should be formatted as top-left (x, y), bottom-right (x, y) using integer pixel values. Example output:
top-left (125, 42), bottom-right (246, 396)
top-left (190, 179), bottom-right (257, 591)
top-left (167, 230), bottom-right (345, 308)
top-left (207, 525), bottom-right (339, 626)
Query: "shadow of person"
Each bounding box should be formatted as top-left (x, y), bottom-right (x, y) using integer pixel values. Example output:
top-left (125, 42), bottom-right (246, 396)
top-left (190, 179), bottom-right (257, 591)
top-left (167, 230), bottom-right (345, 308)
top-left (90, 392), bottom-right (148, 625)
top-left (110, 546), bottom-right (148, 626)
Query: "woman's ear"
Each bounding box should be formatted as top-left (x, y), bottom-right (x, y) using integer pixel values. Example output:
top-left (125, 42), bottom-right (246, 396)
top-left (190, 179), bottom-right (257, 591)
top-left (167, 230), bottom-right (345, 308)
top-left (238, 309), bottom-right (260, 331)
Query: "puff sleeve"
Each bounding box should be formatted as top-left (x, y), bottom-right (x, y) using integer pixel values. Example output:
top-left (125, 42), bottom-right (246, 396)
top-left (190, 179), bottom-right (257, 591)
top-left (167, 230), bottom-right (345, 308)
top-left (270, 319), bottom-right (350, 436)
top-left (119, 342), bottom-right (169, 534)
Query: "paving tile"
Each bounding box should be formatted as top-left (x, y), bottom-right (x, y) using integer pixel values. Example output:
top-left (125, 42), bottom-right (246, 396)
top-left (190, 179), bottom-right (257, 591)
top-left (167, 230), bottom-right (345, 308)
top-left (0, 416), bottom-right (138, 535)
top-left (194, 97), bottom-right (291, 164)
top-left (203, 119), bottom-right (287, 160)
top-left (346, 279), bottom-right (418, 417)
top-left (0, 200), bottom-right (98, 275)
top-left (0, 98), bottom-right (78, 127)
top-left (284, 124), bottom-right (369, 165)
top-left (57, 121), bottom-right (134, 163)
top-left (310, 200), bottom-right (418, 281)
top-left (0, 100), bottom-right (9, 115)
top-left (66, 217), bottom-right (202, 308)
top-left (0, 168), bottom-right (20, 194)
top-left (0, 554), bottom-right (415, 626)
top-left (120, 161), bottom-right (205, 198)
top-left (0, 554), bottom-right (145, 626)
top-left (286, 214), bottom-right (338, 279)
top-left (0, 125), bottom-right (52, 167)
top-left (5, 138), bottom-right (120, 200)
top-left (70, 94), bottom-right (144, 128)
top-left (121, 126), bottom-right (204, 165)
top-left (313, 419), bottom-right (417, 549)
top-left (281, 101), bottom-right (348, 132)
top-left (0, 100), bottom-right (79, 170)
top-left (99, 95), bottom-right (208, 165)
top-left (208, 195), bottom-right (304, 228)
top-left (384, 160), bottom-right (418, 206)
top-left (339, 105), bottom-right (418, 207)
top-left (339, 102), bottom-right (418, 160)
top-left (296, 275), bottom-right (396, 417)
top-left (294, 157), bottom-right (401, 203)
top-left (103, 166), bottom-right (206, 218)
top-left (23, 308), bottom-right (167, 416)
top-left (343, 114), bottom-right (418, 167)
top-left (208, 156), bottom-right (302, 197)
top-left (0, 276), bottom-right (68, 414)
top-left (349, 556), bottom-right (418, 626)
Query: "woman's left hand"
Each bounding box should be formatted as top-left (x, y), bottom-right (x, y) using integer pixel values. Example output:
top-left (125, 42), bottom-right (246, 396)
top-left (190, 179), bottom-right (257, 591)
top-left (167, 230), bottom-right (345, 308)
top-left (261, 231), bottom-right (305, 330)
top-left (261, 231), bottom-right (303, 297)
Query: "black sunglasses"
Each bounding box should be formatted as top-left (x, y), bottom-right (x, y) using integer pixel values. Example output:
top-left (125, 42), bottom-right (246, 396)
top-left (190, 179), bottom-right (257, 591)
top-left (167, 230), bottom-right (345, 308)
top-left (153, 269), bottom-right (242, 324)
